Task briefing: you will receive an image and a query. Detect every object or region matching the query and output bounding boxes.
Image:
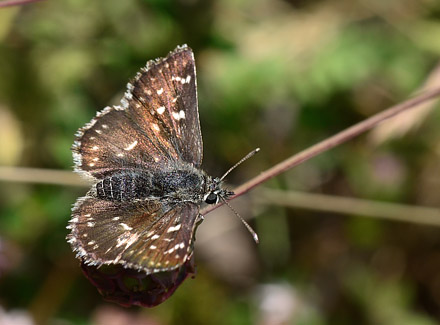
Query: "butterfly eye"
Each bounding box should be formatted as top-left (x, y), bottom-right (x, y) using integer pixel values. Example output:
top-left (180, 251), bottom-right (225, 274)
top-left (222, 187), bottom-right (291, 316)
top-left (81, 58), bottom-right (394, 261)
top-left (204, 192), bottom-right (218, 204)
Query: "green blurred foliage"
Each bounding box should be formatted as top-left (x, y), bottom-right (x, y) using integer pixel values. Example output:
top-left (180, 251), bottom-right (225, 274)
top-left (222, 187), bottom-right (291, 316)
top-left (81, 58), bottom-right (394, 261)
top-left (1, 0), bottom-right (440, 324)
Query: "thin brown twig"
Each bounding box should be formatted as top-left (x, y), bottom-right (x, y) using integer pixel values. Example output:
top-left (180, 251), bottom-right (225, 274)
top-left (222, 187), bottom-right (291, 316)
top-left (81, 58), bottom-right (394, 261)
top-left (0, 0), bottom-right (43, 8)
top-left (255, 188), bottom-right (440, 227)
top-left (201, 87), bottom-right (440, 215)
top-left (0, 166), bottom-right (88, 187)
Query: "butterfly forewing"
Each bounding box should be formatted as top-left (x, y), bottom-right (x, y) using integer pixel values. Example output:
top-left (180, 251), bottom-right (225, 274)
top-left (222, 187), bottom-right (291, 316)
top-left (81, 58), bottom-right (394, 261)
top-left (128, 46), bottom-right (202, 167)
top-left (73, 45), bottom-right (202, 180)
top-left (73, 107), bottom-right (178, 179)
top-left (68, 196), bottom-right (200, 273)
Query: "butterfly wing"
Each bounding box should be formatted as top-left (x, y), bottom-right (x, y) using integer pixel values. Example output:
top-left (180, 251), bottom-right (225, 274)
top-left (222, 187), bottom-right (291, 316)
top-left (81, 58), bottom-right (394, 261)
top-left (73, 45), bottom-right (202, 180)
top-left (68, 196), bottom-right (200, 273)
top-left (128, 45), bottom-right (202, 168)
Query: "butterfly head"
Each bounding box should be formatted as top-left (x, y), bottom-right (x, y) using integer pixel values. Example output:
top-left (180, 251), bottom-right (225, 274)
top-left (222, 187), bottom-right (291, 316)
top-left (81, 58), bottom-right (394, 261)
top-left (202, 148), bottom-right (261, 205)
top-left (202, 148), bottom-right (260, 205)
top-left (203, 177), bottom-right (233, 205)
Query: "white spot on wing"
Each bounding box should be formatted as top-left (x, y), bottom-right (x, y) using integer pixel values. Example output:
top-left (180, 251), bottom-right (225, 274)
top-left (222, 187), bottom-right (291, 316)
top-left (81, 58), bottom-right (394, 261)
top-left (116, 236), bottom-right (125, 248)
top-left (92, 146), bottom-right (99, 150)
top-left (172, 111), bottom-right (180, 120)
top-left (157, 106), bottom-right (165, 115)
top-left (167, 224), bottom-right (181, 233)
top-left (116, 232), bottom-right (139, 249)
top-left (150, 245), bottom-right (157, 250)
top-left (151, 234), bottom-right (160, 240)
top-left (157, 88), bottom-right (164, 95)
top-left (120, 223), bottom-right (132, 231)
top-left (124, 140), bottom-right (138, 151)
top-left (172, 110), bottom-right (186, 121)
top-left (125, 233), bottom-right (139, 249)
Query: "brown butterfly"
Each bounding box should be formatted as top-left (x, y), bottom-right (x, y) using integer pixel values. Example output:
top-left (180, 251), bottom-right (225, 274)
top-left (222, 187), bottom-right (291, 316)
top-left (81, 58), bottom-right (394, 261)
top-left (67, 45), bottom-right (246, 275)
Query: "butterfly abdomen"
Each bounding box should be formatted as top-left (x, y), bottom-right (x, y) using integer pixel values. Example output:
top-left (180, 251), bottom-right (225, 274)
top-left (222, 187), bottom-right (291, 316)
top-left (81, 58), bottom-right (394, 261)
top-left (94, 168), bottom-right (206, 203)
top-left (95, 172), bottom-right (153, 202)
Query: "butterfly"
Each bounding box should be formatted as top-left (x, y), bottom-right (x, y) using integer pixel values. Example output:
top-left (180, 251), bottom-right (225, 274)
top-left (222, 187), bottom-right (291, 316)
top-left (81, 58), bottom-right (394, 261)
top-left (67, 45), bottom-right (241, 274)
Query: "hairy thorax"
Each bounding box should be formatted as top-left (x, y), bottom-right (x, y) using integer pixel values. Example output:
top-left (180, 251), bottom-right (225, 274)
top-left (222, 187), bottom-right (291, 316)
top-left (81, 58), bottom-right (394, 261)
top-left (93, 167), bottom-right (208, 203)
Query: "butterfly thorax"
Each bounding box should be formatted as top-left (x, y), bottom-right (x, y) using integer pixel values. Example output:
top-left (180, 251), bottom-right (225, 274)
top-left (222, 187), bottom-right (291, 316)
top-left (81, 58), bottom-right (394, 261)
top-left (93, 166), bottom-right (212, 204)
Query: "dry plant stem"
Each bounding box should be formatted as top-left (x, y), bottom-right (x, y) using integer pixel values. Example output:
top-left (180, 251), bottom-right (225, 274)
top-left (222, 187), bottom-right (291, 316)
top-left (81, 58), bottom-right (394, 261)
top-left (0, 0), bottom-right (43, 7)
top-left (0, 166), bottom-right (88, 187)
top-left (201, 88), bottom-right (440, 216)
top-left (256, 188), bottom-right (440, 227)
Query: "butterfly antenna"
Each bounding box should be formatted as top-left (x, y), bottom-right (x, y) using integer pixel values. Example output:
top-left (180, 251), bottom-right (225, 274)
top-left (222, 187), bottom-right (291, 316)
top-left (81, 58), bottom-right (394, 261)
top-left (221, 197), bottom-right (259, 244)
top-left (220, 148), bottom-right (260, 181)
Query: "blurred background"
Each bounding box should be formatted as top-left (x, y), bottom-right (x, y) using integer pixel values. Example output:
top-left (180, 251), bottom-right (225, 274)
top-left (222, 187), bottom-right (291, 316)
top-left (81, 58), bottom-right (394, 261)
top-left (1, 0), bottom-right (440, 324)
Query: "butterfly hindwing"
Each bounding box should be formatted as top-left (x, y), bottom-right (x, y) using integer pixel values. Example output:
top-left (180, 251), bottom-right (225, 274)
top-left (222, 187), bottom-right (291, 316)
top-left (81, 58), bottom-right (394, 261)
top-left (68, 196), bottom-right (200, 273)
